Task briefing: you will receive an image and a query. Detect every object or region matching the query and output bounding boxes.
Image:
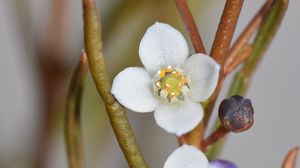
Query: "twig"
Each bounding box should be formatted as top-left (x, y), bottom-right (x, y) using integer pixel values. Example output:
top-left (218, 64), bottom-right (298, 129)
top-left (178, 135), bottom-right (187, 145)
top-left (242, 0), bottom-right (288, 77)
top-left (185, 0), bottom-right (244, 148)
top-left (228, 0), bottom-right (272, 65)
top-left (202, 126), bottom-right (229, 150)
top-left (206, 0), bottom-right (289, 159)
top-left (282, 147), bottom-right (299, 168)
top-left (224, 44), bottom-right (253, 74)
top-left (174, 0), bottom-right (206, 53)
top-left (65, 51), bottom-right (88, 168)
top-left (34, 0), bottom-right (69, 167)
top-left (82, 0), bottom-right (148, 167)
top-left (210, 0), bottom-right (244, 64)
top-left (204, 0), bottom-right (245, 132)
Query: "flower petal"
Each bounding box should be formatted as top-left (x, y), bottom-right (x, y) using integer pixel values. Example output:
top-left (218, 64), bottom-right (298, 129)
top-left (111, 67), bottom-right (159, 113)
top-left (164, 145), bottom-right (209, 168)
top-left (139, 22), bottom-right (189, 74)
top-left (184, 54), bottom-right (220, 102)
top-left (154, 101), bottom-right (203, 136)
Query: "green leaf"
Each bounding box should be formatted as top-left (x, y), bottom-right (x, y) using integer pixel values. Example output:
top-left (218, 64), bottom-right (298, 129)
top-left (65, 53), bottom-right (88, 168)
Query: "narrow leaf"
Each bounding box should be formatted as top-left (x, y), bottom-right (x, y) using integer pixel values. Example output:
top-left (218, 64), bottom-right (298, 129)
top-left (65, 52), bottom-right (88, 168)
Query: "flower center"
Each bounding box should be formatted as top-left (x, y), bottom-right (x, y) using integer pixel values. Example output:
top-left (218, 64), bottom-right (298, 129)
top-left (153, 65), bottom-right (190, 103)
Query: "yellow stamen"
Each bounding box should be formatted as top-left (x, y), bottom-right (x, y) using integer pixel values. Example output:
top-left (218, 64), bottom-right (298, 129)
top-left (153, 65), bottom-right (190, 103)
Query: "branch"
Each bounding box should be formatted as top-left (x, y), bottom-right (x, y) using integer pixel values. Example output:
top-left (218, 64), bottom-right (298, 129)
top-left (210, 0), bottom-right (244, 64)
top-left (175, 0), bottom-right (206, 53)
top-left (242, 0), bottom-right (288, 77)
top-left (82, 0), bottom-right (148, 167)
top-left (206, 0), bottom-right (289, 159)
top-left (205, 0), bottom-right (245, 130)
top-left (185, 0), bottom-right (244, 148)
top-left (34, 0), bottom-right (69, 167)
top-left (201, 126), bottom-right (228, 150)
top-left (65, 51), bottom-right (88, 168)
top-left (227, 0), bottom-right (272, 67)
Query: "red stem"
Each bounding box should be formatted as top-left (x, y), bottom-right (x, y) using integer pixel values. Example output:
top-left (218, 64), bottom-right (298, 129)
top-left (175, 0), bottom-right (206, 54)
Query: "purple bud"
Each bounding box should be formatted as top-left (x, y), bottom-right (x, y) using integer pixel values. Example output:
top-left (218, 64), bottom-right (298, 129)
top-left (219, 95), bottom-right (254, 133)
top-left (210, 160), bottom-right (237, 168)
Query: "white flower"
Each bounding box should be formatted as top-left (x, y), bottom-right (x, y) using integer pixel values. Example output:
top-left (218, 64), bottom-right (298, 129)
top-left (112, 22), bottom-right (220, 136)
top-left (164, 145), bottom-right (209, 168)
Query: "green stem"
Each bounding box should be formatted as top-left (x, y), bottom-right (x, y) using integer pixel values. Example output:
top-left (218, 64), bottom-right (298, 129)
top-left (65, 52), bottom-right (89, 168)
top-left (206, 0), bottom-right (289, 160)
top-left (82, 0), bottom-right (148, 167)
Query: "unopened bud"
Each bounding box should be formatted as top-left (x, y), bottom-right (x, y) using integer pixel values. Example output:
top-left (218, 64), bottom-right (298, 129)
top-left (219, 95), bottom-right (254, 133)
top-left (210, 160), bottom-right (237, 168)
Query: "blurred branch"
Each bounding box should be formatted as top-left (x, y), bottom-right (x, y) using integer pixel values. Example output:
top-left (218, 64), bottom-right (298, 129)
top-left (185, 0), bottom-right (244, 148)
top-left (282, 147), bottom-right (299, 168)
top-left (82, 0), bottom-right (148, 167)
top-left (174, 0), bottom-right (206, 53)
top-left (206, 0), bottom-right (289, 159)
top-left (34, 0), bottom-right (70, 167)
top-left (12, 0), bottom-right (33, 44)
top-left (65, 52), bottom-right (88, 168)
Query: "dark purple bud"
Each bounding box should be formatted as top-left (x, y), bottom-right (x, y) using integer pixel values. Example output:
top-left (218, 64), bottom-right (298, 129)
top-left (219, 95), bottom-right (254, 133)
top-left (210, 159), bottom-right (237, 168)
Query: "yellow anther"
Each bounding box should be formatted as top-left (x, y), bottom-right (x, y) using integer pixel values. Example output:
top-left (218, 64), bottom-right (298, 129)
top-left (156, 81), bottom-right (161, 87)
top-left (153, 65), bottom-right (190, 103)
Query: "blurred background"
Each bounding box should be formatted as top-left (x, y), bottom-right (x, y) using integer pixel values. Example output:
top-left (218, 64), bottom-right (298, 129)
top-left (0, 0), bottom-right (299, 168)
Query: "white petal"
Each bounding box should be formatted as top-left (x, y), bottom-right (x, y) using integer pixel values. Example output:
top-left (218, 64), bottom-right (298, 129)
top-left (164, 145), bottom-right (209, 168)
top-left (111, 67), bottom-right (159, 113)
top-left (154, 102), bottom-right (204, 136)
top-left (139, 22), bottom-right (189, 74)
top-left (184, 54), bottom-right (220, 102)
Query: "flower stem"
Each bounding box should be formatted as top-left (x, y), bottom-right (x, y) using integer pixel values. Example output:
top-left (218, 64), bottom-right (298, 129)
top-left (82, 0), bottom-right (148, 167)
top-left (178, 135), bottom-right (187, 145)
top-left (174, 0), bottom-right (206, 54)
top-left (282, 147), bottom-right (299, 168)
top-left (65, 51), bottom-right (88, 168)
top-left (202, 126), bottom-right (229, 150)
top-left (206, 0), bottom-right (289, 159)
top-left (185, 0), bottom-right (244, 149)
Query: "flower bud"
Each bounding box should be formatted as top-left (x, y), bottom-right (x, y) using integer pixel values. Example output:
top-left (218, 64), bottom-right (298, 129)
top-left (219, 95), bottom-right (254, 133)
top-left (210, 160), bottom-right (237, 168)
